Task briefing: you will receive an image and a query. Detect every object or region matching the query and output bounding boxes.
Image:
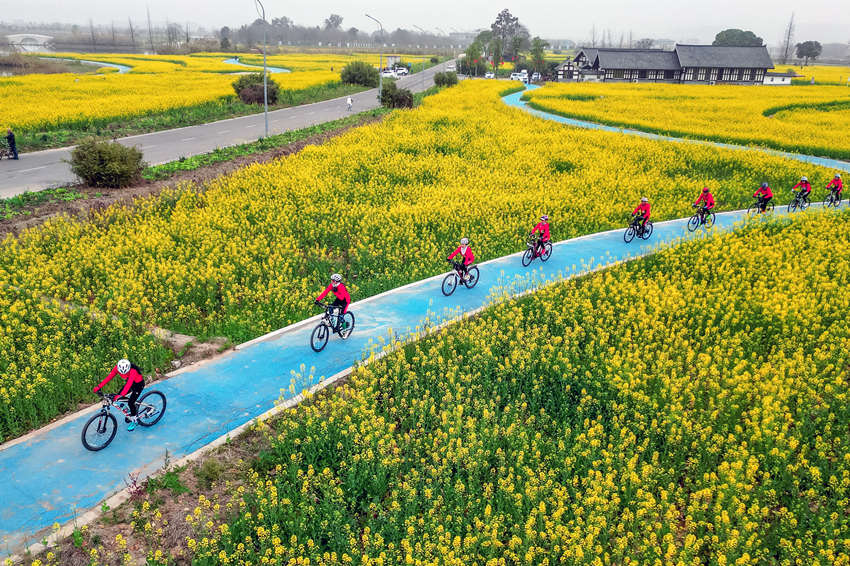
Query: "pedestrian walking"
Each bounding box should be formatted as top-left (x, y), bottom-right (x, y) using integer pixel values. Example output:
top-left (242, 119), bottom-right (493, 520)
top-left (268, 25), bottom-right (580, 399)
top-left (5, 128), bottom-right (17, 160)
top-left (347, 96), bottom-right (353, 112)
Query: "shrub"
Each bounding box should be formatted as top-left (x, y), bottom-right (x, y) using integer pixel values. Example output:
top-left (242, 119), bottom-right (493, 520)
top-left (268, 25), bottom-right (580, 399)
top-left (379, 81), bottom-right (414, 109)
top-left (433, 71), bottom-right (458, 87)
top-left (430, 56), bottom-right (439, 64)
top-left (340, 61), bottom-right (379, 87)
top-left (232, 73), bottom-right (280, 105)
top-left (68, 138), bottom-right (146, 188)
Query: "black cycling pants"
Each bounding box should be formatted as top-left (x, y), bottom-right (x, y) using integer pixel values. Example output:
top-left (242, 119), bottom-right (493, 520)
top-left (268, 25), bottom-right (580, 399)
top-left (127, 380), bottom-right (145, 417)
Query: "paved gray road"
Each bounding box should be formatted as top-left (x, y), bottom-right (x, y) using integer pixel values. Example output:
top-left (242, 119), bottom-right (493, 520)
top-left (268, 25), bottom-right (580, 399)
top-left (0, 61), bottom-right (453, 198)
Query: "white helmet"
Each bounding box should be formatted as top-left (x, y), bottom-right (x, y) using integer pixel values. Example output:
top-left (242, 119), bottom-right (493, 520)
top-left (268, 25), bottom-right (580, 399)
top-left (641, 197), bottom-right (648, 203)
top-left (331, 273), bottom-right (342, 283)
top-left (460, 237), bottom-right (469, 245)
top-left (801, 176), bottom-right (808, 182)
top-left (117, 359), bottom-right (131, 375)
top-left (540, 214), bottom-right (549, 221)
top-left (836, 174), bottom-right (842, 179)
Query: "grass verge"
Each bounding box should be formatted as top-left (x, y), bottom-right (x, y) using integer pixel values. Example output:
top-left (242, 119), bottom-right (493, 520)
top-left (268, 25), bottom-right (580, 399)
top-left (0, 187), bottom-right (87, 220)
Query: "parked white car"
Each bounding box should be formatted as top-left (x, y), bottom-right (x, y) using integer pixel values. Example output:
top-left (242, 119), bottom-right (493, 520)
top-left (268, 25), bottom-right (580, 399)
top-left (380, 69), bottom-right (397, 78)
top-left (509, 72), bottom-right (524, 81)
top-left (531, 72), bottom-right (541, 82)
top-left (394, 67), bottom-right (409, 76)
top-left (446, 63), bottom-right (456, 72)
top-left (484, 72), bottom-right (495, 79)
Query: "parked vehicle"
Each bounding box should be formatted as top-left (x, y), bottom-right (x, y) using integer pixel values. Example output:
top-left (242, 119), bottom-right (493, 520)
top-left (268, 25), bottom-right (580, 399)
top-left (394, 67), bottom-right (409, 76)
top-left (509, 72), bottom-right (524, 81)
top-left (446, 63), bottom-right (456, 72)
top-left (380, 69), bottom-right (397, 78)
top-left (531, 72), bottom-right (541, 82)
top-left (484, 72), bottom-right (495, 79)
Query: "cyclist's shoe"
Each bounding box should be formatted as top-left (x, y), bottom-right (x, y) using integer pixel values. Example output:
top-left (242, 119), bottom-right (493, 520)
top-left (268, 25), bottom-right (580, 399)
top-left (127, 417), bottom-right (138, 431)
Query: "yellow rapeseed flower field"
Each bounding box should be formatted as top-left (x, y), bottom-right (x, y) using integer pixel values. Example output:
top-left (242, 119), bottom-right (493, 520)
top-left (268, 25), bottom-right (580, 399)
top-left (525, 82), bottom-right (850, 159)
top-left (171, 210), bottom-right (850, 565)
top-left (0, 52), bottom-right (340, 132)
top-left (0, 81), bottom-right (838, 346)
top-left (787, 64), bottom-right (850, 85)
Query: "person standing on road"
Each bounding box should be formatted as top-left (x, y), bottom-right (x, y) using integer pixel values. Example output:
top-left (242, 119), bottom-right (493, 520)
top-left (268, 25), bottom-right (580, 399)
top-left (347, 96), bottom-right (353, 112)
top-left (5, 128), bottom-right (17, 160)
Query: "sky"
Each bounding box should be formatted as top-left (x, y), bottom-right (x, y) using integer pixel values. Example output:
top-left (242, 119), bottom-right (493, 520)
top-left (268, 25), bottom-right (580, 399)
top-left (4, 0), bottom-right (849, 45)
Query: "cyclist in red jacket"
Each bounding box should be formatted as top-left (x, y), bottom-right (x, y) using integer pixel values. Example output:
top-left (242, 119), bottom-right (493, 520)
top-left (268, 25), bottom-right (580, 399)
top-left (448, 237), bottom-right (475, 280)
top-left (693, 187), bottom-right (715, 220)
top-left (792, 176), bottom-right (812, 203)
top-left (93, 359), bottom-right (145, 431)
top-left (826, 174), bottom-right (843, 199)
top-left (315, 273), bottom-right (351, 331)
top-left (531, 215), bottom-right (550, 256)
top-left (753, 182), bottom-right (773, 213)
top-left (632, 197), bottom-right (651, 227)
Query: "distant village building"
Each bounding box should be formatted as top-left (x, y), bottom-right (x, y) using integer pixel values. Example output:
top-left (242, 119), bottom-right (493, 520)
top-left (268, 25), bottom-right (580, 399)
top-left (557, 44), bottom-right (774, 85)
top-left (763, 71), bottom-right (798, 85)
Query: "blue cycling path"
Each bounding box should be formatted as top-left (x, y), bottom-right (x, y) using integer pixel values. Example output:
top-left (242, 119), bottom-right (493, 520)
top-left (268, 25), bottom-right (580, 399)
top-left (505, 85), bottom-right (850, 173)
top-left (0, 83), bottom-right (837, 557)
top-left (0, 204), bottom-right (816, 557)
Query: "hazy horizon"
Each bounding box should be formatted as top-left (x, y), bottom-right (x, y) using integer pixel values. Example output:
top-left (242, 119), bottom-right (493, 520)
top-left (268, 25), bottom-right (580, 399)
top-left (3, 0), bottom-right (848, 45)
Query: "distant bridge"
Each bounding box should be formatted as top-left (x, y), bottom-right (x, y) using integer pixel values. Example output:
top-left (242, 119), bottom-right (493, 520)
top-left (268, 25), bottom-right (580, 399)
top-left (6, 34), bottom-right (54, 52)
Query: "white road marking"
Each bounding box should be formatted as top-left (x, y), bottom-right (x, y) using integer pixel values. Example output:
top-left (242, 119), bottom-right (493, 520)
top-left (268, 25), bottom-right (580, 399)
top-left (181, 137), bottom-right (196, 142)
top-left (218, 130), bottom-right (231, 134)
top-left (17, 166), bottom-right (48, 173)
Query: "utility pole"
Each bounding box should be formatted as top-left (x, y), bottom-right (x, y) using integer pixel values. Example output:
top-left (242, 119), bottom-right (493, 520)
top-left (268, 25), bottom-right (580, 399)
top-left (366, 14), bottom-right (385, 101)
top-left (413, 25), bottom-right (428, 89)
top-left (255, 0), bottom-right (269, 138)
top-left (781, 12), bottom-right (795, 64)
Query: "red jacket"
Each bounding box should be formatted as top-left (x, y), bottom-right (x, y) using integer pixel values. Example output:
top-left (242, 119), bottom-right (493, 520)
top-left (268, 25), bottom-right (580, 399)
top-left (827, 178), bottom-right (843, 192)
top-left (94, 364), bottom-right (144, 398)
top-left (695, 192), bottom-right (715, 209)
top-left (792, 181), bottom-right (812, 193)
top-left (448, 245), bottom-right (475, 266)
top-left (754, 185), bottom-right (773, 199)
top-left (317, 282), bottom-right (350, 312)
top-left (632, 202), bottom-right (651, 219)
top-left (532, 221), bottom-right (550, 242)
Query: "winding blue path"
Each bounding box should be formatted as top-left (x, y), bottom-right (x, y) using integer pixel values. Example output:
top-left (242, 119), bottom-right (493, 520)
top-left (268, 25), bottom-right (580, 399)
top-left (223, 57), bottom-right (290, 74)
top-left (506, 85), bottom-right (850, 173)
top-left (39, 57), bottom-right (132, 73)
top-left (0, 84), bottom-right (840, 557)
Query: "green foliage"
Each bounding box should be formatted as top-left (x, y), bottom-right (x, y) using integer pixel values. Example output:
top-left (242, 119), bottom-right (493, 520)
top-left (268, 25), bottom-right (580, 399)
top-left (232, 72), bottom-right (280, 105)
top-left (429, 56), bottom-right (438, 64)
top-left (146, 466), bottom-right (189, 496)
top-left (0, 187), bottom-right (85, 219)
top-left (68, 138), bottom-right (146, 188)
top-left (194, 459), bottom-right (225, 489)
top-left (795, 41), bottom-right (823, 65)
top-left (379, 81), bottom-right (414, 109)
top-left (433, 71), bottom-right (458, 88)
top-left (712, 28), bottom-right (764, 47)
top-left (340, 60), bottom-right (379, 87)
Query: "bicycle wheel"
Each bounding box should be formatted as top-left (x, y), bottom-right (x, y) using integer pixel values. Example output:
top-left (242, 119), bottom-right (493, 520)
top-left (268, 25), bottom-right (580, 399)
top-left (641, 222), bottom-right (654, 240)
top-left (464, 266), bottom-right (480, 289)
top-left (766, 202), bottom-right (774, 213)
top-left (339, 312), bottom-right (355, 339)
top-left (540, 242), bottom-right (553, 262)
top-left (747, 203), bottom-right (759, 217)
top-left (687, 214), bottom-right (700, 232)
top-left (787, 199), bottom-right (797, 213)
top-left (310, 323), bottom-right (330, 352)
top-left (136, 391), bottom-right (166, 427)
top-left (81, 412), bottom-right (118, 451)
top-left (624, 226), bottom-right (636, 243)
top-left (801, 198), bottom-right (810, 210)
top-left (441, 274), bottom-right (458, 296)
top-left (705, 212), bottom-right (716, 228)
top-left (521, 248), bottom-right (534, 267)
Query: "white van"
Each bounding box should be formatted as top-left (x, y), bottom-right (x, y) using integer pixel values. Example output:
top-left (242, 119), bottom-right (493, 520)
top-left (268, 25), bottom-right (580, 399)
top-left (509, 72), bottom-right (524, 81)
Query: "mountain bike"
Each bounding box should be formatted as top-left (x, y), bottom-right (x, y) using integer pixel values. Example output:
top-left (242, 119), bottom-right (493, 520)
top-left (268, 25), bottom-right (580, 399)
top-left (81, 390), bottom-right (167, 451)
top-left (824, 188), bottom-right (841, 208)
top-left (442, 260), bottom-right (480, 296)
top-left (521, 234), bottom-right (552, 266)
top-left (624, 215), bottom-right (653, 243)
top-left (787, 190), bottom-right (810, 213)
top-left (687, 204), bottom-right (716, 231)
top-left (310, 301), bottom-right (354, 352)
top-left (746, 197), bottom-right (774, 217)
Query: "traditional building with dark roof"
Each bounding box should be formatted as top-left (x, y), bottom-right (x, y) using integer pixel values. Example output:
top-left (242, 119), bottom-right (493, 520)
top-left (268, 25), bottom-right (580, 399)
top-left (557, 44), bottom-right (774, 84)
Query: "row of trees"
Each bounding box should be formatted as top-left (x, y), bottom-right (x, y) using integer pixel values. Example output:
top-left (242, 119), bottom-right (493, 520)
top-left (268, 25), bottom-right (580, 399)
top-left (459, 9), bottom-right (550, 76)
top-left (712, 26), bottom-right (824, 65)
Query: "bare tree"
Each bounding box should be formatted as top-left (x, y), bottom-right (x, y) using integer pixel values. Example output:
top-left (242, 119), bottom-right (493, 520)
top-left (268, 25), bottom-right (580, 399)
top-left (591, 25), bottom-right (596, 47)
top-left (147, 6), bottom-right (155, 53)
top-left (780, 12), bottom-right (795, 64)
top-left (111, 22), bottom-right (116, 45)
top-left (128, 18), bottom-right (136, 49)
top-left (89, 18), bottom-right (97, 46)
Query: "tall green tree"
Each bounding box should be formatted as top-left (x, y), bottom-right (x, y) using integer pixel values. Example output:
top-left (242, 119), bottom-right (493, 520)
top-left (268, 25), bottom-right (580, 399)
top-left (712, 28), bottom-right (764, 47)
top-left (795, 40), bottom-right (822, 65)
top-left (530, 36), bottom-right (549, 74)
